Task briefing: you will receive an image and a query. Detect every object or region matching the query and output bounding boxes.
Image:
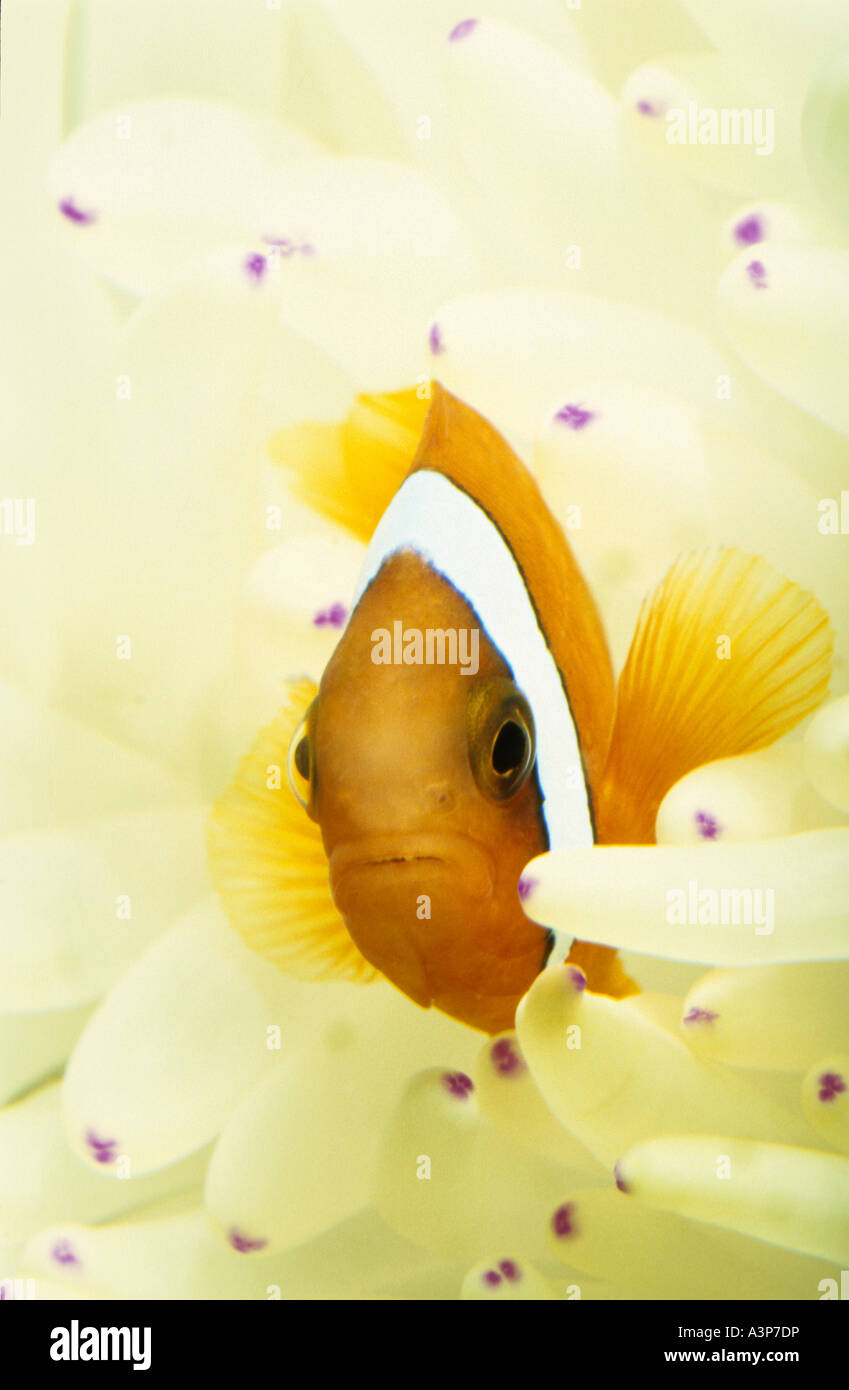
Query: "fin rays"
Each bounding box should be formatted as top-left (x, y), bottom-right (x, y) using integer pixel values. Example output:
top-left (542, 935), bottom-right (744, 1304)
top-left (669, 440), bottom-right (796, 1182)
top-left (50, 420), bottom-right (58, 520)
top-left (269, 389), bottom-right (428, 542)
top-left (597, 549), bottom-right (833, 844)
top-left (207, 679), bottom-right (379, 984)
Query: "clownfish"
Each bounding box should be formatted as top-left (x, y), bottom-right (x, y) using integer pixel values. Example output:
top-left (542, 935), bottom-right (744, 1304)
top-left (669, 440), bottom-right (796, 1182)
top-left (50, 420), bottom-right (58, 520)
top-left (209, 385), bottom-right (832, 1034)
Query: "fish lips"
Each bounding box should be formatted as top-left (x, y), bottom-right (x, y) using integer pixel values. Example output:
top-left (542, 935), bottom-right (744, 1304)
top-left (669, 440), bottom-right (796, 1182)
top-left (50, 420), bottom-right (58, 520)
top-left (328, 832), bottom-right (495, 914)
top-left (328, 833), bottom-right (496, 1009)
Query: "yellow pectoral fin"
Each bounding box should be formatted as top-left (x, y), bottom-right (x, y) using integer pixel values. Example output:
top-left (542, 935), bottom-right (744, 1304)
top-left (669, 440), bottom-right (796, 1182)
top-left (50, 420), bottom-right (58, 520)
top-left (268, 388), bottom-right (429, 542)
top-left (207, 679), bottom-right (378, 983)
top-left (597, 548), bottom-right (833, 845)
top-left (566, 941), bottom-right (640, 999)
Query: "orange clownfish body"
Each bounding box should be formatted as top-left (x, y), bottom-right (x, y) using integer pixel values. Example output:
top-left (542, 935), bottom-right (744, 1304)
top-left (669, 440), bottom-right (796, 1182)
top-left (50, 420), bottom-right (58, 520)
top-left (210, 386), bottom-right (831, 1034)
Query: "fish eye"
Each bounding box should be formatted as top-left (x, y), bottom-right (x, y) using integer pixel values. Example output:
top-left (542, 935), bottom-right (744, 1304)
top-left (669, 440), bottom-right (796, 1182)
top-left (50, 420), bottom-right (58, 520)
top-left (491, 718), bottom-right (529, 775)
top-left (287, 703), bottom-right (316, 812)
top-left (467, 678), bottom-right (536, 802)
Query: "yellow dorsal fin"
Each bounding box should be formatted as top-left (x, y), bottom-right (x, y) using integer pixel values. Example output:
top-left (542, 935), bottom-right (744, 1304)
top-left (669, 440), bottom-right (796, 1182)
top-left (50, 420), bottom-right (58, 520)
top-left (207, 679), bottom-right (378, 983)
top-left (596, 549), bottom-right (833, 845)
top-left (268, 388), bottom-right (429, 542)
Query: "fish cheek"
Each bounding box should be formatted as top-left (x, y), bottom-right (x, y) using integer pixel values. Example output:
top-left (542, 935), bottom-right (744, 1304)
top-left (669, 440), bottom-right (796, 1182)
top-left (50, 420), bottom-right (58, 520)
top-left (310, 641), bottom-right (382, 847)
top-left (496, 792), bottom-right (549, 914)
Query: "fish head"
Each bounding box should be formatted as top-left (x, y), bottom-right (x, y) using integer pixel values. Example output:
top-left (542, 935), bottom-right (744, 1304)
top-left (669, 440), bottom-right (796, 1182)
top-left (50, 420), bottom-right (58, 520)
top-left (287, 550), bottom-right (552, 1027)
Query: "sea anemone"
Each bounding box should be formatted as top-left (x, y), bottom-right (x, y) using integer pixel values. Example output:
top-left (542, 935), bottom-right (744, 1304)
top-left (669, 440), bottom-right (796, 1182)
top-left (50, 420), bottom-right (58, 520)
top-left (1, 0), bottom-right (848, 1301)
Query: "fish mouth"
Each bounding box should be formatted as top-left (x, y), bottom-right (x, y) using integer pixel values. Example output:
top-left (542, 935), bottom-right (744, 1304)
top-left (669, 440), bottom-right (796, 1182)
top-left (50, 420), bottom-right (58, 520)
top-left (364, 854), bottom-right (441, 867)
top-left (328, 832), bottom-right (494, 904)
top-left (327, 832), bottom-right (496, 1010)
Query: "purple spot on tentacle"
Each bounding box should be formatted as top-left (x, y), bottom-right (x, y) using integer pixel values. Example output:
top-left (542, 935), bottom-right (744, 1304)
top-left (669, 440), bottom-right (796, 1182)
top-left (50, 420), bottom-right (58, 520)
top-left (449, 18), bottom-right (478, 42)
top-left (517, 874), bottom-right (536, 902)
top-left (59, 197), bottom-right (97, 226)
top-left (636, 99), bottom-right (665, 118)
top-left (555, 402), bottom-right (595, 431)
top-left (228, 1228), bottom-right (268, 1254)
top-left (551, 1202), bottom-right (576, 1237)
top-left (614, 1162), bottom-right (629, 1194)
top-left (747, 259), bottom-right (768, 289)
top-left (442, 1070), bottom-right (474, 1099)
top-left (818, 1072), bottom-right (847, 1103)
top-left (244, 253), bottom-right (267, 282)
top-left (428, 322), bottom-right (445, 356)
top-left (313, 602), bottom-right (348, 629)
top-left (567, 965), bottom-right (586, 992)
top-left (51, 1240), bottom-right (80, 1267)
top-left (499, 1259), bottom-right (520, 1282)
top-left (85, 1129), bottom-right (119, 1164)
top-left (683, 1006), bottom-right (719, 1025)
top-left (694, 810), bottom-right (721, 841)
top-left (734, 214), bottom-right (764, 246)
top-left (482, 1268), bottom-right (501, 1286)
top-left (491, 1036), bottom-right (526, 1077)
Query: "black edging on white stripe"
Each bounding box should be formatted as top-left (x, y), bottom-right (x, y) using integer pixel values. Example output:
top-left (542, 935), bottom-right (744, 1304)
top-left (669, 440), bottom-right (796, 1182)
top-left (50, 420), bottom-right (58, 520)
top-left (352, 470), bottom-right (597, 860)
